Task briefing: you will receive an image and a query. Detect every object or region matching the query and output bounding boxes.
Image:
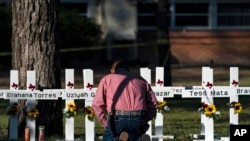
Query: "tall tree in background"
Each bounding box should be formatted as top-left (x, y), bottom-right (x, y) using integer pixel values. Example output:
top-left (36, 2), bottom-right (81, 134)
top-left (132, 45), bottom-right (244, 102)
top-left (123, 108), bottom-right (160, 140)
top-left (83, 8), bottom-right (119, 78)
top-left (11, 0), bottom-right (63, 137)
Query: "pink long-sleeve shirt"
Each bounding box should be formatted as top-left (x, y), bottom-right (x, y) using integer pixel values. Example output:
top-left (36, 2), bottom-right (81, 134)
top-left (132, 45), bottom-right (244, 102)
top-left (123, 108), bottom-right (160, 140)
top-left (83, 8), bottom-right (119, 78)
top-left (92, 71), bottom-right (158, 128)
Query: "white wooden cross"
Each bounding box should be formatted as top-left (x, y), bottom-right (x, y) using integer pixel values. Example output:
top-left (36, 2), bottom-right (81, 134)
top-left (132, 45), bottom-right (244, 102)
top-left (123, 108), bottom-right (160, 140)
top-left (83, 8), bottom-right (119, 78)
top-left (2, 67), bottom-right (247, 141)
top-left (181, 67), bottom-right (239, 141)
top-left (8, 70), bottom-right (19, 139)
top-left (201, 67), bottom-right (214, 141)
top-left (4, 69), bottom-right (96, 141)
top-left (60, 69), bottom-right (96, 141)
top-left (26, 71), bottom-right (36, 141)
top-left (4, 71), bottom-right (38, 141)
top-left (4, 70), bottom-right (62, 141)
top-left (64, 69), bottom-right (75, 140)
top-left (0, 71), bottom-right (20, 141)
top-left (229, 67), bottom-right (239, 125)
top-left (83, 69), bottom-right (96, 141)
top-left (3, 71), bottom-right (37, 141)
top-left (219, 67), bottom-right (239, 141)
top-left (180, 67), bottom-right (215, 141)
top-left (140, 67), bottom-right (175, 141)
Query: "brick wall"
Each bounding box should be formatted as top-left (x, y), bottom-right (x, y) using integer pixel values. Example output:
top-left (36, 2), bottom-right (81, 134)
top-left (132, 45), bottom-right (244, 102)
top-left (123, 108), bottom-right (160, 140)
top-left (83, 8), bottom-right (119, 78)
top-left (169, 30), bottom-right (250, 65)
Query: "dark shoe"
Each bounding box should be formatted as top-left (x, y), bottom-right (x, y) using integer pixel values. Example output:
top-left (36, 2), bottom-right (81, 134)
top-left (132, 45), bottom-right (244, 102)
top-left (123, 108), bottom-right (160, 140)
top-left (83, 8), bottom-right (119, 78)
top-left (119, 131), bottom-right (128, 141)
top-left (141, 134), bottom-right (151, 141)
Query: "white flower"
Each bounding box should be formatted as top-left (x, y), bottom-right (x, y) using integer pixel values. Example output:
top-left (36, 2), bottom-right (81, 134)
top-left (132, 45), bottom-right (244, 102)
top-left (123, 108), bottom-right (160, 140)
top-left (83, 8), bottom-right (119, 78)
top-left (164, 106), bottom-right (170, 111)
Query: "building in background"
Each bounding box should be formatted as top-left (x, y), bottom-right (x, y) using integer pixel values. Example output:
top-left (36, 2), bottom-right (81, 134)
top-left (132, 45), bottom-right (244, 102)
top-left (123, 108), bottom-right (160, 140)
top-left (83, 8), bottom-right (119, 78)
top-left (168, 0), bottom-right (250, 65)
top-left (4, 0), bottom-right (245, 65)
top-left (61, 0), bottom-right (138, 62)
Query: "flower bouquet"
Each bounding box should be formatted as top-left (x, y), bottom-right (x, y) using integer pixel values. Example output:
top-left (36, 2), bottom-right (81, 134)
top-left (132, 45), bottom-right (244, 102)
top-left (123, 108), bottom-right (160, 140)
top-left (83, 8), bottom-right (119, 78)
top-left (198, 102), bottom-right (220, 119)
top-left (63, 102), bottom-right (78, 118)
top-left (6, 103), bottom-right (18, 116)
top-left (157, 100), bottom-right (169, 113)
top-left (227, 101), bottom-right (243, 114)
top-left (23, 106), bottom-right (39, 120)
top-left (83, 106), bottom-right (95, 121)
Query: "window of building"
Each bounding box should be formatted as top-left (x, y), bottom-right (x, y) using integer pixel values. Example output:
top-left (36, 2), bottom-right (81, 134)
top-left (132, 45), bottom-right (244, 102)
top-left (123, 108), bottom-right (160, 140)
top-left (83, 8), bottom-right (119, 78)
top-left (175, 3), bottom-right (209, 26)
top-left (137, 2), bottom-right (157, 30)
top-left (171, 1), bottom-right (250, 29)
top-left (218, 3), bottom-right (250, 26)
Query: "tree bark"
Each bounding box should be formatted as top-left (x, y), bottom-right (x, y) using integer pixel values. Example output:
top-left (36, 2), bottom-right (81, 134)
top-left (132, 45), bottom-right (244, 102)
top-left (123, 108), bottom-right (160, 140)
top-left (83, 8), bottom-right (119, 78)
top-left (11, 0), bottom-right (63, 137)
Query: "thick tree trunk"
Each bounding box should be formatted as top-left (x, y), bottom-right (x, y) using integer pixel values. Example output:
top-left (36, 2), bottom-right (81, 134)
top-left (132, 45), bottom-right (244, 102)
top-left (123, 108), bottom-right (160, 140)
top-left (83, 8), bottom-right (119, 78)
top-left (11, 0), bottom-right (63, 137)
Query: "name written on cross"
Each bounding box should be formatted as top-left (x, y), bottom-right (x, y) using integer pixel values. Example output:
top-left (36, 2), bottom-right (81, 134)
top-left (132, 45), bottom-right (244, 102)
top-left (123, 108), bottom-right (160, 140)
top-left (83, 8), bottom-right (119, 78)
top-left (3, 88), bottom-right (97, 100)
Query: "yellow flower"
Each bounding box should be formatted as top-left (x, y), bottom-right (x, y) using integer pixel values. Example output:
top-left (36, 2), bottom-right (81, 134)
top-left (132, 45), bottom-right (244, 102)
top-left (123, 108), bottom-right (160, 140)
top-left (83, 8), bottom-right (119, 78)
top-left (64, 102), bottom-right (78, 118)
top-left (157, 100), bottom-right (169, 113)
top-left (204, 104), bottom-right (216, 116)
top-left (234, 103), bottom-right (243, 114)
top-left (157, 101), bottom-right (167, 108)
top-left (84, 106), bottom-right (95, 121)
top-left (67, 102), bottom-right (77, 112)
top-left (27, 107), bottom-right (39, 118)
top-left (24, 107), bottom-right (39, 120)
top-left (227, 101), bottom-right (243, 114)
top-left (198, 102), bottom-right (220, 119)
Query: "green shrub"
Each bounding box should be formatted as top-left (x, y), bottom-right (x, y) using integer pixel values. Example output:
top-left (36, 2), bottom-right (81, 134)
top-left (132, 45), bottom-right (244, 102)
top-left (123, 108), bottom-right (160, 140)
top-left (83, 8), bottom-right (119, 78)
top-left (59, 8), bottom-right (101, 48)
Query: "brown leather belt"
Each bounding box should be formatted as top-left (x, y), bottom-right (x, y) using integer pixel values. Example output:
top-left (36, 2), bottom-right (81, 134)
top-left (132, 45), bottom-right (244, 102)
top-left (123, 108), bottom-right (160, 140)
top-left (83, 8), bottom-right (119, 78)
top-left (110, 110), bottom-right (146, 116)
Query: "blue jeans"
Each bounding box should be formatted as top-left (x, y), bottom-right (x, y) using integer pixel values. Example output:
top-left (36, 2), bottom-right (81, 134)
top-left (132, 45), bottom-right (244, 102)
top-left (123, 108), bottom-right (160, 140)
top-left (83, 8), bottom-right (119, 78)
top-left (102, 115), bottom-right (149, 141)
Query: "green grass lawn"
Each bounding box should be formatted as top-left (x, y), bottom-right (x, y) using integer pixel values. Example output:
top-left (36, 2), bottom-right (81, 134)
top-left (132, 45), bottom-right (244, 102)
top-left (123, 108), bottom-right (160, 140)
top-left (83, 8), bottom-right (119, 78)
top-left (1, 97), bottom-right (250, 141)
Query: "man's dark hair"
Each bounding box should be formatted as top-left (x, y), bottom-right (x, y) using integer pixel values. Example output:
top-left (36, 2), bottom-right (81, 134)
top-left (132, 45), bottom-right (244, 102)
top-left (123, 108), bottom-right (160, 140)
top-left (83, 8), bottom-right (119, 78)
top-left (111, 60), bottom-right (129, 71)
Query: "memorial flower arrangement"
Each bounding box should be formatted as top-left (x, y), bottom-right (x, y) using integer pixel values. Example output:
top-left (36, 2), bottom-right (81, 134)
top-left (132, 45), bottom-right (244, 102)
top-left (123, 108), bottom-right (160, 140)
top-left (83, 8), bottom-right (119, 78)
top-left (198, 102), bottom-right (220, 119)
top-left (6, 102), bottom-right (18, 116)
top-left (157, 100), bottom-right (169, 113)
top-left (63, 102), bottom-right (78, 118)
top-left (227, 101), bottom-right (243, 114)
top-left (83, 106), bottom-right (95, 121)
top-left (23, 106), bottom-right (39, 120)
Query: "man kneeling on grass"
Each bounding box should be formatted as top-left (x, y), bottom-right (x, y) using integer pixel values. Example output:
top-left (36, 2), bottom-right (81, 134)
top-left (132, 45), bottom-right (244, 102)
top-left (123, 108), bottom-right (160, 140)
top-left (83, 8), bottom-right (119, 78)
top-left (92, 60), bottom-right (157, 141)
